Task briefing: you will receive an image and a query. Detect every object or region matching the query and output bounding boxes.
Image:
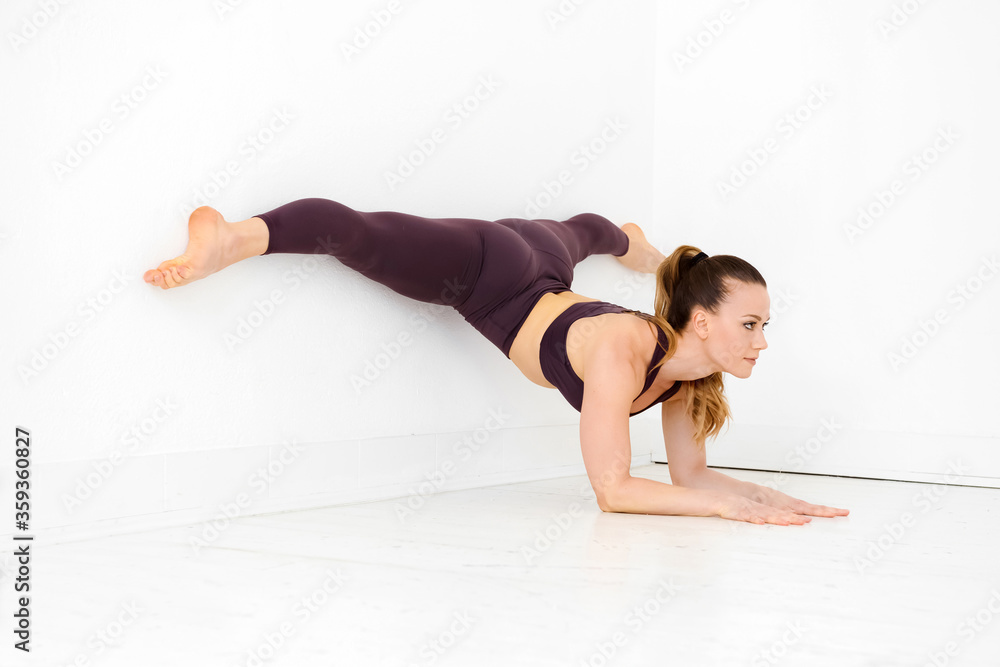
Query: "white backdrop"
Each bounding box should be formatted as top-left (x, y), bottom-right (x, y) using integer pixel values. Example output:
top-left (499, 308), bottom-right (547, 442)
top-left (651, 1), bottom-right (1000, 486)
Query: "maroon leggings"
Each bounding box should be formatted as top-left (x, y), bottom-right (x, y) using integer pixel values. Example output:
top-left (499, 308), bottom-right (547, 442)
top-left (254, 198), bottom-right (629, 357)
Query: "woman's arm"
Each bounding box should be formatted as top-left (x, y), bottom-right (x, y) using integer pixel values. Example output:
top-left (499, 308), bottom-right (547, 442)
top-left (661, 385), bottom-right (849, 519)
top-left (659, 383), bottom-right (750, 493)
top-left (578, 334), bottom-right (811, 525)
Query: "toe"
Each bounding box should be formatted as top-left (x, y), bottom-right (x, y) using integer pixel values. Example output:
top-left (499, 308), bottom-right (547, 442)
top-left (163, 268), bottom-right (179, 288)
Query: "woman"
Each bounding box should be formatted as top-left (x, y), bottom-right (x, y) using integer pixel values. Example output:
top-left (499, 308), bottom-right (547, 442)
top-left (145, 198), bottom-right (849, 526)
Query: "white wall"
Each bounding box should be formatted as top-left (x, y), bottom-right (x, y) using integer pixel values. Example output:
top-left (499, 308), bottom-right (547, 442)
top-left (2, 0), bottom-right (664, 540)
top-left (652, 1), bottom-right (1000, 485)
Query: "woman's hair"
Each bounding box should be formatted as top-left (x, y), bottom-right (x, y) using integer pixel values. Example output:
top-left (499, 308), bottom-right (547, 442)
top-left (624, 245), bottom-right (767, 447)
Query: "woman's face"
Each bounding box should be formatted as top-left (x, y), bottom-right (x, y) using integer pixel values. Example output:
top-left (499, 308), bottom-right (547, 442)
top-left (696, 281), bottom-right (770, 378)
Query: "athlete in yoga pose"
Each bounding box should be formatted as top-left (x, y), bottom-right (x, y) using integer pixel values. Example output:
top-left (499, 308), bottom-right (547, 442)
top-left (144, 199), bottom-right (849, 526)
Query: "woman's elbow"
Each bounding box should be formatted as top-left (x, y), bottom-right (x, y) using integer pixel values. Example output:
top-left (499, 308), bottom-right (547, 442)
top-left (594, 483), bottom-right (627, 513)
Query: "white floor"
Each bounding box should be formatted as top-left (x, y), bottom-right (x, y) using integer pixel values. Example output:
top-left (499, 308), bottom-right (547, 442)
top-left (9, 464), bottom-right (1000, 667)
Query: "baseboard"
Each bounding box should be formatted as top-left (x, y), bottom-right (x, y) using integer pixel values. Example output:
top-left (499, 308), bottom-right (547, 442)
top-left (650, 422), bottom-right (1000, 488)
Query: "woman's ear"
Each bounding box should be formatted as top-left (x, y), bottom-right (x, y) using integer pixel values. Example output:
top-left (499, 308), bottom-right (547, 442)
top-left (687, 308), bottom-right (709, 339)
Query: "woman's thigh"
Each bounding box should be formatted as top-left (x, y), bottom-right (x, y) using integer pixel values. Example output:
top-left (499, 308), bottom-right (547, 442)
top-left (256, 198), bottom-right (487, 308)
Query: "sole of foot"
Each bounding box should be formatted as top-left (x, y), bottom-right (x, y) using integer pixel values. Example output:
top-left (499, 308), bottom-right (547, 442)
top-left (144, 207), bottom-right (231, 290)
top-left (620, 222), bottom-right (665, 274)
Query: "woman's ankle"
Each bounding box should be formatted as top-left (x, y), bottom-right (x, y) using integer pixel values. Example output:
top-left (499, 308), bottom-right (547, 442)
top-left (230, 217), bottom-right (269, 260)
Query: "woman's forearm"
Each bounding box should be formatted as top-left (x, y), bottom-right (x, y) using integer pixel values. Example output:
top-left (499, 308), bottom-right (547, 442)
top-left (605, 476), bottom-right (725, 516)
top-left (672, 467), bottom-right (759, 499)
top-left (604, 474), bottom-right (821, 526)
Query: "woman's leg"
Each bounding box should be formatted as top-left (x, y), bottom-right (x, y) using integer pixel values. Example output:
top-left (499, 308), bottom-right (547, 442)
top-left (533, 213), bottom-right (664, 275)
top-left (538, 212), bottom-right (630, 265)
top-left (145, 198), bottom-right (486, 304)
top-left (144, 206), bottom-right (268, 289)
top-left (145, 203), bottom-right (663, 295)
top-left (253, 198), bottom-right (484, 308)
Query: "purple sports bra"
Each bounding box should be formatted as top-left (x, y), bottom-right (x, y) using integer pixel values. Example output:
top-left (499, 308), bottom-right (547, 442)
top-left (539, 301), bottom-right (682, 415)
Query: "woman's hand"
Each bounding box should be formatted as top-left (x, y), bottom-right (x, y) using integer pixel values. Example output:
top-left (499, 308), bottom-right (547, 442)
top-left (715, 493), bottom-right (813, 526)
top-left (747, 484), bottom-right (850, 519)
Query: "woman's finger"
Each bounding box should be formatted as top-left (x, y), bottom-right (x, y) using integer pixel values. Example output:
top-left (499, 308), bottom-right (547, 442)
top-left (792, 502), bottom-right (850, 517)
top-left (750, 502), bottom-right (811, 526)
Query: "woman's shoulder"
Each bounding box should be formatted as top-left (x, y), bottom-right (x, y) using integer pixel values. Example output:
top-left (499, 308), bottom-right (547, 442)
top-left (571, 308), bottom-right (656, 365)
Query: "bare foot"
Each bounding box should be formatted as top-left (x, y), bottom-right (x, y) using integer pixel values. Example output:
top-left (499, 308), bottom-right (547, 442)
top-left (618, 223), bottom-right (666, 274)
top-left (144, 207), bottom-right (237, 289)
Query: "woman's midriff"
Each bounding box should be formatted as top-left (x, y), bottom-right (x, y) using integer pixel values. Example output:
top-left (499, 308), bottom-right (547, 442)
top-left (507, 291), bottom-right (670, 413)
